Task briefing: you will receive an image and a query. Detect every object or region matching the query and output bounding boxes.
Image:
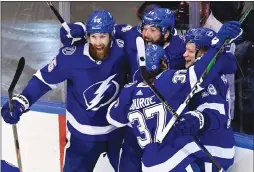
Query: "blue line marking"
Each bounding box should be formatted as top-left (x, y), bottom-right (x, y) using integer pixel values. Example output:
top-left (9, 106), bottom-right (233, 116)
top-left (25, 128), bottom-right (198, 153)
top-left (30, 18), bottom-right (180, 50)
top-left (1, 95), bottom-right (66, 115)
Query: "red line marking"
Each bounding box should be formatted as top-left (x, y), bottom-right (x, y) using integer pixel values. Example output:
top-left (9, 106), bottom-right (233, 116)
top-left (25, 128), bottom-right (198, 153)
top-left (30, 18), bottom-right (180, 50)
top-left (58, 115), bottom-right (66, 172)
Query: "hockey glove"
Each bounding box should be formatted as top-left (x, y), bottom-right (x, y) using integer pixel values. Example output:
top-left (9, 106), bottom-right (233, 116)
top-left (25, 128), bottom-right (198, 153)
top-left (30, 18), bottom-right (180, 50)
top-left (212, 21), bottom-right (242, 49)
top-left (175, 110), bottom-right (206, 136)
top-left (60, 22), bottom-right (86, 46)
top-left (1, 94), bottom-right (30, 124)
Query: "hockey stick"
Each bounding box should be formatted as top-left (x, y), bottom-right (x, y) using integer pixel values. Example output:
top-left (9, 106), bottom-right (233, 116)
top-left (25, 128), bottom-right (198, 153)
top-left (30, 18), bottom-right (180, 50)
top-left (158, 4), bottom-right (253, 143)
top-left (136, 24), bottom-right (245, 171)
top-left (46, 1), bottom-right (70, 33)
top-left (8, 57), bottom-right (26, 172)
top-left (137, 6), bottom-right (252, 168)
top-left (45, 1), bottom-right (81, 43)
top-left (137, 36), bottom-right (229, 171)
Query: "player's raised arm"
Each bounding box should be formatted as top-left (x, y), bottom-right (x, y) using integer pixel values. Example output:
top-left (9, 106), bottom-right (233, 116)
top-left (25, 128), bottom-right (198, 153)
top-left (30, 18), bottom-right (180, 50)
top-left (184, 21), bottom-right (241, 90)
top-left (1, 47), bottom-right (73, 124)
top-left (60, 22), bottom-right (87, 46)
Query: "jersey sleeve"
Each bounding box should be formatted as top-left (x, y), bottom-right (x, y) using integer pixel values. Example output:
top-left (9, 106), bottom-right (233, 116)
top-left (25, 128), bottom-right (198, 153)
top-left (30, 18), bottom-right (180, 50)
top-left (33, 47), bottom-right (73, 88)
top-left (106, 84), bottom-right (135, 127)
top-left (20, 47), bottom-right (73, 105)
top-left (166, 35), bottom-right (186, 70)
top-left (218, 46), bottom-right (237, 74)
top-left (155, 47), bottom-right (236, 101)
top-left (186, 47), bottom-right (237, 91)
top-left (124, 28), bottom-right (143, 83)
top-left (115, 24), bottom-right (133, 40)
top-left (194, 48), bottom-right (237, 89)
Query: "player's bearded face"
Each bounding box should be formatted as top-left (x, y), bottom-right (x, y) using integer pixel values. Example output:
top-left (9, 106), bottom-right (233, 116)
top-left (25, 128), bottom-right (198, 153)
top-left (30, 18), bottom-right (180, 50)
top-left (88, 33), bottom-right (111, 60)
top-left (142, 25), bottom-right (163, 45)
top-left (183, 42), bottom-right (196, 68)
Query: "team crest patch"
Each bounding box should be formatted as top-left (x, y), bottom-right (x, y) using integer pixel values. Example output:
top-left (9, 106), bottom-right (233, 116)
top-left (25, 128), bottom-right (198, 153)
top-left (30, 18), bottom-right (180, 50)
top-left (116, 39), bottom-right (124, 48)
top-left (62, 46), bottom-right (76, 55)
top-left (207, 84), bottom-right (217, 95)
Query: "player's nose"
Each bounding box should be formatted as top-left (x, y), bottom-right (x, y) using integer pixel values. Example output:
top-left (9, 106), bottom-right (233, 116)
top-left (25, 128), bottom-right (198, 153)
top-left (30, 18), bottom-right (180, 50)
top-left (143, 30), bottom-right (150, 38)
top-left (94, 39), bottom-right (102, 46)
top-left (183, 51), bottom-right (188, 58)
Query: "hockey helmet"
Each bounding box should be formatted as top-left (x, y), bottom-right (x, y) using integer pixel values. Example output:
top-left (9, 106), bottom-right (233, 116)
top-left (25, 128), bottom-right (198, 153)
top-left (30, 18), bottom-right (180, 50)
top-left (145, 44), bottom-right (166, 72)
top-left (86, 10), bottom-right (115, 36)
top-left (185, 27), bottom-right (216, 50)
top-left (140, 8), bottom-right (175, 35)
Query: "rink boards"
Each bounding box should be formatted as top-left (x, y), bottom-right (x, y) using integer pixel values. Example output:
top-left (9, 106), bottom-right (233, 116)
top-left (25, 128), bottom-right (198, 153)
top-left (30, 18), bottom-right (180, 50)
top-left (1, 96), bottom-right (253, 172)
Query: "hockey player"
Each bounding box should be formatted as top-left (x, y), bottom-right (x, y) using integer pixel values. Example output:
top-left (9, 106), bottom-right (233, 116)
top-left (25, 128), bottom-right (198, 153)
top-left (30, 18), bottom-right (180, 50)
top-left (59, 8), bottom-right (186, 82)
top-left (58, 7), bottom-right (186, 171)
top-left (106, 21), bottom-right (241, 172)
top-left (60, 22), bottom-right (132, 46)
top-left (125, 8), bottom-right (186, 83)
top-left (173, 27), bottom-right (237, 171)
top-left (1, 10), bottom-right (128, 172)
top-left (119, 8), bottom-right (187, 171)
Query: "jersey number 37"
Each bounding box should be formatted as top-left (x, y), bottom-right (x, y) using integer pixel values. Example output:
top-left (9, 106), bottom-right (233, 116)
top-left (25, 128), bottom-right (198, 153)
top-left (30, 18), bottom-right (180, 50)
top-left (127, 103), bottom-right (167, 148)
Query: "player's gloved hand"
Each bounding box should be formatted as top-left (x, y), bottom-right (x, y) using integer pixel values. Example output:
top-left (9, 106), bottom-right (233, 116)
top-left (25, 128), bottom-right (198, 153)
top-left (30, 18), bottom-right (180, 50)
top-left (60, 22), bottom-right (87, 46)
top-left (1, 95), bottom-right (30, 124)
top-left (212, 21), bottom-right (242, 49)
top-left (175, 110), bottom-right (205, 136)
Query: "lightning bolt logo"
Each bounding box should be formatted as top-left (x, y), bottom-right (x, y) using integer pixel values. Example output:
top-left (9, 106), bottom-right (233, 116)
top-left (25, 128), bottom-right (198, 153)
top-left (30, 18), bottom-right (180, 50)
top-left (83, 74), bottom-right (119, 111)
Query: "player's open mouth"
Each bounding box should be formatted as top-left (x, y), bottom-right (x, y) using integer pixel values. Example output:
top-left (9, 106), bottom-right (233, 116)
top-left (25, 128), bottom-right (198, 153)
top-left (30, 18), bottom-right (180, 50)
top-left (96, 47), bottom-right (104, 51)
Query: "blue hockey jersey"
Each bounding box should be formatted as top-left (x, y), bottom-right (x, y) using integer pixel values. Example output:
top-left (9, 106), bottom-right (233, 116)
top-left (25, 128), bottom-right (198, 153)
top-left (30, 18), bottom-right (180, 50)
top-left (107, 47), bottom-right (237, 171)
top-left (21, 39), bottom-right (128, 141)
top-left (123, 26), bottom-right (186, 83)
top-left (114, 24), bottom-right (133, 40)
top-left (188, 74), bottom-right (236, 171)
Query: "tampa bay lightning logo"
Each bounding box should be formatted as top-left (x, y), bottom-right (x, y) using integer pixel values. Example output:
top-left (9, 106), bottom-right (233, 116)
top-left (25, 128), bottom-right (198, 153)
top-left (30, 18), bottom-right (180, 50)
top-left (83, 74), bottom-right (119, 111)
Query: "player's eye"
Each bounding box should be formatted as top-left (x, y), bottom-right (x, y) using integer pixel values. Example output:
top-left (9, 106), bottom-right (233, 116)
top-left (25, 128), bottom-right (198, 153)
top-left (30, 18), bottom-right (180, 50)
top-left (143, 28), bottom-right (148, 32)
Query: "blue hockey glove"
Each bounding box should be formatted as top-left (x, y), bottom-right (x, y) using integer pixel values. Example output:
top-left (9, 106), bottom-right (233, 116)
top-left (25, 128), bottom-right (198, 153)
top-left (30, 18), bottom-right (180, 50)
top-left (175, 110), bottom-right (205, 136)
top-left (1, 95), bottom-right (30, 124)
top-left (212, 21), bottom-right (242, 49)
top-left (60, 22), bottom-right (86, 46)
